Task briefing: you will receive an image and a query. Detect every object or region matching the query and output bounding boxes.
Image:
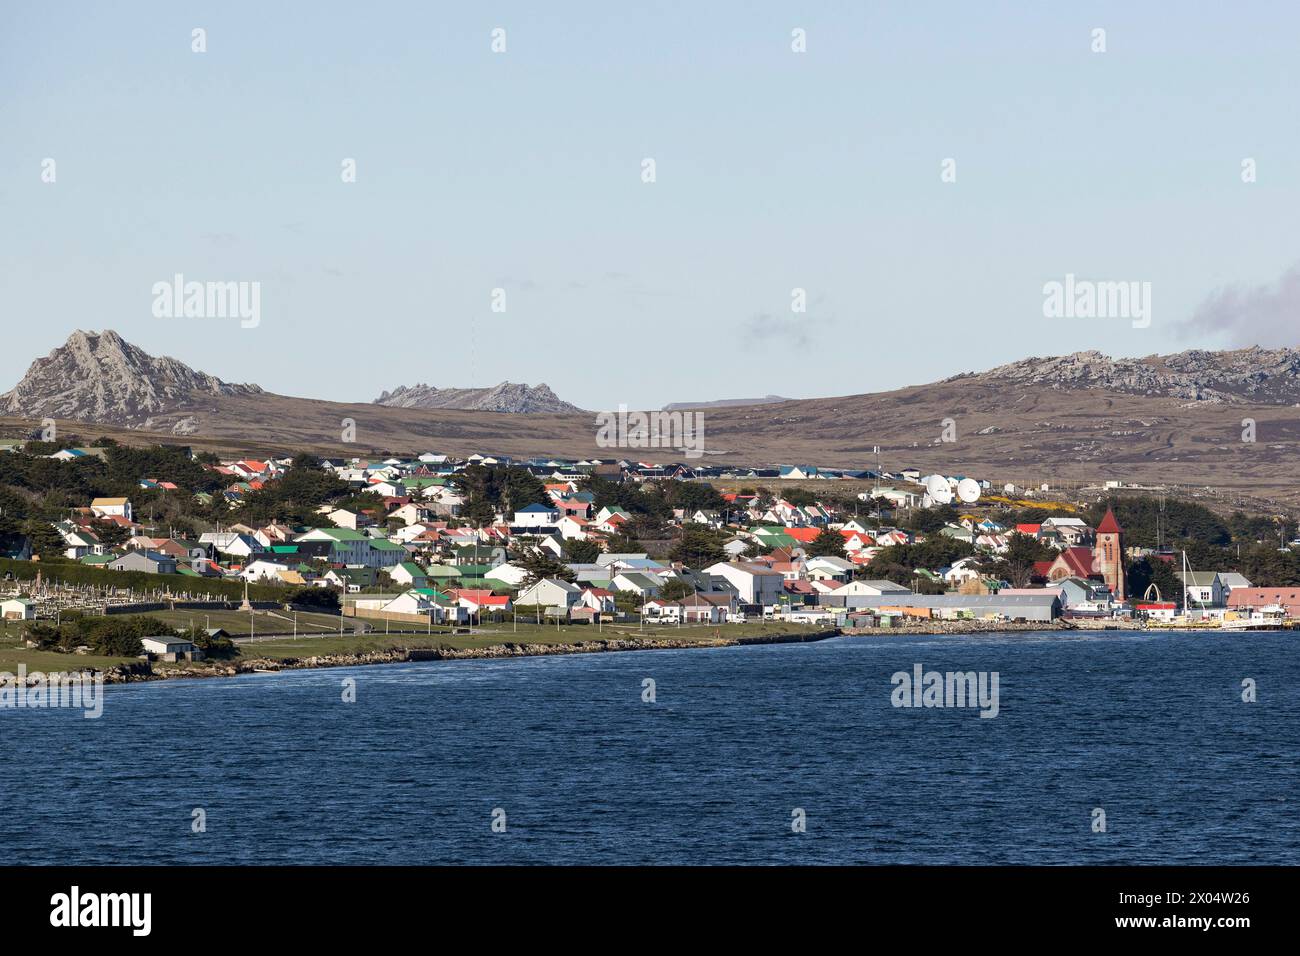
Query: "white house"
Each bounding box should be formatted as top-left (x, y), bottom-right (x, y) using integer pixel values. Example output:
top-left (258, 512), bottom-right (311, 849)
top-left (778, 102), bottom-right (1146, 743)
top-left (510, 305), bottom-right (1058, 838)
top-left (556, 515), bottom-right (591, 540)
top-left (943, 556), bottom-right (984, 586)
top-left (199, 532), bottom-right (262, 559)
top-left (90, 497), bottom-right (132, 522)
top-left (875, 488), bottom-right (922, 509)
top-left (1041, 516), bottom-right (1092, 546)
top-left (1, 597), bottom-right (36, 620)
top-left (703, 562), bottom-right (785, 606)
top-left (140, 636), bottom-right (203, 662)
top-left (1178, 571), bottom-right (1226, 608)
top-left (839, 579), bottom-right (913, 597)
top-left (611, 572), bottom-right (663, 600)
top-left (513, 503), bottom-right (560, 528)
top-left (389, 503), bottom-right (435, 527)
top-left (59, 526), bottom-right (102, 560)
top-left (326, 508), bottom-right (366, 530)
top-left (1218, 572), bottom-right (1253, 596)
top-left (578, 587), bottom-right (616, 614)
top-left (515, 577), bottom-right (582, 609)
top-left (240, 559), bottom-right (292, 582)
top-left (379, 590), bottom-right (435, 615)
top-left (722, 539), bottom-right (750, 558)
top-left (805, 556), bottom-right (855, 583)
top-left (483, 563), bottom-right (529, 589)
top-left (389, 561), bottom-right (429, 587)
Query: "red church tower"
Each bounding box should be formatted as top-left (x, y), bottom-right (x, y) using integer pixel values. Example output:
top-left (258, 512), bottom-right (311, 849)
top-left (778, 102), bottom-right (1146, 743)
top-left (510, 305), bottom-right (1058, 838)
top-left (1095, 507), bottom-right (1126, 600)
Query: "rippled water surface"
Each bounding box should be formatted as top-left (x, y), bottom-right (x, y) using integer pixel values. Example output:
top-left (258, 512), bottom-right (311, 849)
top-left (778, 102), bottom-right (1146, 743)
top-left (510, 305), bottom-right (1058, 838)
top-left (3, 631), bottom-right (1296, 864)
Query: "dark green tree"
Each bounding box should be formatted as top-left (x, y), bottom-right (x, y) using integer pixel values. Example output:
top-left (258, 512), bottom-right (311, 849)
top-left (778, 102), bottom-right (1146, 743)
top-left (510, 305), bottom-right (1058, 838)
top-left (561, 538), bottom-right (601, 564)
top-left (668, 524), bottom-right (726, 567)
top-left (517, 547), bottom-right (576, 586)
top-left (809, 527), bottom-right (847, 558)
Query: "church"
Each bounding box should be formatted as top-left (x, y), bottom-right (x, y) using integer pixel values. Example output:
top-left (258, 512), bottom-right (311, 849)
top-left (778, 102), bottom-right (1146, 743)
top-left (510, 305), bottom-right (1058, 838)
top-left (1094, 507), bottom-right (1126, 600)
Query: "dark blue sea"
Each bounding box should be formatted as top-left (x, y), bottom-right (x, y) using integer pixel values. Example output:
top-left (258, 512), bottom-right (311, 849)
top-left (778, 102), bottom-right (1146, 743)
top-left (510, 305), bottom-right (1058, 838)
top-left (4, 631), bottom-right (1297, 864)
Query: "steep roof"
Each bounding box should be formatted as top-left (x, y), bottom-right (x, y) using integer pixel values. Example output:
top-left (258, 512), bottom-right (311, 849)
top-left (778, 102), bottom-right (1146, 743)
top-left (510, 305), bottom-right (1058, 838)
top-left (1096, 508), bottom-right (1123, 535)
top-left (1054, 547), bottom-right (1097, 578)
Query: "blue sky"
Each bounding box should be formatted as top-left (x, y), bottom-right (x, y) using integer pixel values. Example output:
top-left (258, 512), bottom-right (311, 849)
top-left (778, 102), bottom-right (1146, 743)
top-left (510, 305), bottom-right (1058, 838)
top-left (3, 1), bottom-right (1298, 409)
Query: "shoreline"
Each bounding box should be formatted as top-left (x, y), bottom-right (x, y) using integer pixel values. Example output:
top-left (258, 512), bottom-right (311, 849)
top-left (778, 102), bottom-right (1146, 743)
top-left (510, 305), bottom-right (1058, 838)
top-left (6, 618), bottom-right (1267, 688)
top-left (12, 628), bottom-right (841, 686)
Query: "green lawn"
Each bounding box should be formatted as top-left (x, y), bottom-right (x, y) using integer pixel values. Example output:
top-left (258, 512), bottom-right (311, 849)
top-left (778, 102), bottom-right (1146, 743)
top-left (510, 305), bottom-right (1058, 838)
top-left (0, 618), bottom-right (136, 673)
top-left (0, 646), bottom-right (135, 674)
top-left (147, 608), bottom-right (348, 637)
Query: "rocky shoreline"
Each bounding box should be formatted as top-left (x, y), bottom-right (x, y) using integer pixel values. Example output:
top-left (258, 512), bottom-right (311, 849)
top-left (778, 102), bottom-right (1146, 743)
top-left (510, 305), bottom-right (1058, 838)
top-left (6, 620), bottom-right (1127, 687)
top-left (44, 630), bottom-right (841, 685)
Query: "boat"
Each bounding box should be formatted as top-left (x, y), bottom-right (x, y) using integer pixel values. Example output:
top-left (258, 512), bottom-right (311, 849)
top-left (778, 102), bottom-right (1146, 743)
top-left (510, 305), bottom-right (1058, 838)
top-left (1219, 605), bottom-right (1292, 631)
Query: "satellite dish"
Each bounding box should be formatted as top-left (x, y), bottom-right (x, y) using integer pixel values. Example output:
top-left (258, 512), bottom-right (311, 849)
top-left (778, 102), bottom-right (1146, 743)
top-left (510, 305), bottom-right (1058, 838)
top-left (957, 478), bottom-right (981, 504)
top-left (921, 493), bottom-right (934, 508)
top-left (925, 475), bottom-right (952, 505)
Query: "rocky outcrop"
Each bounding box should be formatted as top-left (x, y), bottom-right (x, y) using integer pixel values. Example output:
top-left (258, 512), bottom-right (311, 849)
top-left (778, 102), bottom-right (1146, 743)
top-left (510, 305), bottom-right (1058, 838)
top-left (373, 381), bottom-right (581, 413)
top-left (0, 329), bottom-right (261, 425)
top-left (956, 346), bottom-right (1300, 405)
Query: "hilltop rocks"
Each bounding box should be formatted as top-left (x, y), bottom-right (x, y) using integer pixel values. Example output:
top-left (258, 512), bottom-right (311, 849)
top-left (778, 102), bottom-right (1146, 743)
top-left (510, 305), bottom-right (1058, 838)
top-left (963, 346), bottom-right (1300, 405)
top-left (0, 329), bottom-right (261, 426)
top-left (373, 381), bottom-right (581, 413)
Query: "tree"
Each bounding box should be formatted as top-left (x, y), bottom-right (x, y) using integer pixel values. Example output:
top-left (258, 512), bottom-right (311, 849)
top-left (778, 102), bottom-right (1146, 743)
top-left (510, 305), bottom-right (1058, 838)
top-left (23, 622), bottom-right (62, 649)
top-left (454, 464), bottom-right (549, 521)
top-left (983, 533), bottom-right (1057, 588)
top-left (517, 547), bottom-right (576, 586)
top-left (1087, 497), bottom-right (1230, 548)
top-left (663, 481), bottom-right (726, 513)
top-left (904, 505), bottom-right (957, 534)
top-left (1127, 556), bottom-right (1183, 605)
top-left (287, 587), bottom-right (340, 611)
top-left (180, 625), bottom-right (239, 660)
top-left (614, 589), bottom-right (643, 615)
top-left (659, 578), bottom-right (693, 601)
top-left (233, 454), bottom-right (350, 524)
top-left (23, 519), bottom-right (65, 562)
top-left (461, 496), bottom-right (496, 528)
top-left (866, 538), bottom-right (974, 575)
top-left (604, 528), bottom-right (644, 554)
top-left (95, 521), bottom-right (132, 548)
top-left (668, 524), bottom-right (726, 567)
top-left (561, 538), bottom-right (601, 564)
top-left (782, 488), bottom-right (817, 508)
top-left (809, 527), bottom-right (847, 558)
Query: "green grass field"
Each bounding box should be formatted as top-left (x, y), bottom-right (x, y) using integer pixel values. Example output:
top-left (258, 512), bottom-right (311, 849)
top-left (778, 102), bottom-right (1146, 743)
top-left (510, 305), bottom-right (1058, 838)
top-left (0, 618), bottom-right (135, 673)
top-left (234, 619), bottom-right (827, 660)
top-left (147, 608), bottom-right (349, 637)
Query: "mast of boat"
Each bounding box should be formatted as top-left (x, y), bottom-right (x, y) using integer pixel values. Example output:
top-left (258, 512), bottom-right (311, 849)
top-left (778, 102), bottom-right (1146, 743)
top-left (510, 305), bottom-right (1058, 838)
top-left (1182, 549), bottom-right (1190, 618)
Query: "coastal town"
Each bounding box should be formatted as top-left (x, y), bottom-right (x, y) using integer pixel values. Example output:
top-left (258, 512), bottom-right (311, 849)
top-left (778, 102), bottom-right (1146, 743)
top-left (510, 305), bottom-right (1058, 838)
top-left (3, 434), bottom-right (1299, 676)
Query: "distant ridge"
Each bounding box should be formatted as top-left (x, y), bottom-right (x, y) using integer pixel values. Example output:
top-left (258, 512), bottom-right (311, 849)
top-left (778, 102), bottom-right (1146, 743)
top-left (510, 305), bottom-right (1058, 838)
top-left (954, 346), bottom-right (1300, 405)
top-left (663, 395), bottom-right (791, 411)
top-left (7, 333), bottom-right (1300, 502)
top-left (374, 382), bottom-right (582, 414)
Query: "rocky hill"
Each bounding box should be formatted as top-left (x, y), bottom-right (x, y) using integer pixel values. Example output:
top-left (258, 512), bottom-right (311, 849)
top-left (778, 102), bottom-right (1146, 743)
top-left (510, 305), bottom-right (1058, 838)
top-left (374, 382), bottom-right (581, 413)
top-left (0, 329), bottom-right (262, 426)
top-left (957, 347), bottom-right (1300, 405)
top-left (5, 333), bottom-right (1300, 503)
